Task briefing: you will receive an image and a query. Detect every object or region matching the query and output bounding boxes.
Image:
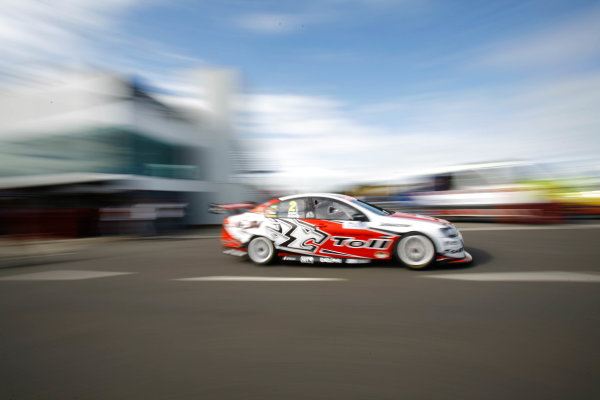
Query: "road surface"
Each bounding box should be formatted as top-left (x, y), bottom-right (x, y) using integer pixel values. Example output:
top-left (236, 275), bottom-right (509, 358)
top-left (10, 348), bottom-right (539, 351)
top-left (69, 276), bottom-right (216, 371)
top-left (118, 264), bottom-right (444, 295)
top-left (1, 224), bottom-right (599, 399)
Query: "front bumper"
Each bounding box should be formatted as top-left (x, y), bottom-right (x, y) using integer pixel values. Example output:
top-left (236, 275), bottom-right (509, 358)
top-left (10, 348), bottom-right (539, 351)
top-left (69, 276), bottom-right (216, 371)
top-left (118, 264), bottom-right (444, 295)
top-left (437, 251), bottom-right (472, 264)
top-left (223, 248), bottom-right (248, 257)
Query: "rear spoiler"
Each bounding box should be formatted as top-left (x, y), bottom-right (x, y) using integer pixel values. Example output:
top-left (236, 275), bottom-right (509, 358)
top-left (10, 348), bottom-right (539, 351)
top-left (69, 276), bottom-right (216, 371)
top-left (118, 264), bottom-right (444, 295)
top-left (209, 202), bottom-right (257, 216)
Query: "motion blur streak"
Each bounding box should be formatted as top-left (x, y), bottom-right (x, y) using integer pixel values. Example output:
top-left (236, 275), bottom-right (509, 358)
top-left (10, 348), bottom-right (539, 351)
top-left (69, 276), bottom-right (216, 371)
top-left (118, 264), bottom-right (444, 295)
top-left (421, 271), bottom-right (600, 282)
top-left (1, 2), bottom-right (599, 399)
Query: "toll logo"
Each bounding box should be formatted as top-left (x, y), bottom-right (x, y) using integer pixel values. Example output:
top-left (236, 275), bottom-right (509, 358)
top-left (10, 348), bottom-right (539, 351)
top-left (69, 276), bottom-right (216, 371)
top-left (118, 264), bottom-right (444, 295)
top-left (331, 236), bottom-right (392, 249)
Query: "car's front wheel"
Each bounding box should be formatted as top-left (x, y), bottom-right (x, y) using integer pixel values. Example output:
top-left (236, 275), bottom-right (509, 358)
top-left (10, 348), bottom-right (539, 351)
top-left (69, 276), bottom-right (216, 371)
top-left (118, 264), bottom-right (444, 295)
top-left (395, 233), bottom-right (435, 270)
top-left (247, 236), bottom-right (276, 265)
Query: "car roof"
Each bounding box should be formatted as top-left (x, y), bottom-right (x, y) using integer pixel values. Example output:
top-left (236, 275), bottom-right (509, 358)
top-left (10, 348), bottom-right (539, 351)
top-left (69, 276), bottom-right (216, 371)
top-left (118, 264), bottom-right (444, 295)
top-left (279, 193), bottom-right (357, 202)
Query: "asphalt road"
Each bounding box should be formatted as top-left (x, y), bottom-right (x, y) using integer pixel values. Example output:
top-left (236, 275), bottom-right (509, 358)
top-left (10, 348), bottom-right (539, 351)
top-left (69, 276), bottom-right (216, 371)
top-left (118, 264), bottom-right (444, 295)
top-left (1, 224), bottom-right (599, 400)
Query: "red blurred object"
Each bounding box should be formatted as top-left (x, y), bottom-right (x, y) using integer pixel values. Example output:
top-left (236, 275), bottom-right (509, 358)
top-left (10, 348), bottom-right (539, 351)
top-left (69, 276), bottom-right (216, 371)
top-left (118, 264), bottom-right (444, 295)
top-left (1, 209), bottom-right (99, 239)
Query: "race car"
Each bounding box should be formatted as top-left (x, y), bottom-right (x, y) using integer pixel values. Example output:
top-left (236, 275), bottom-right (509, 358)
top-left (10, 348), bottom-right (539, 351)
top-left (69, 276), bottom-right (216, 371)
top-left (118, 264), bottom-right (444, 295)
top-left (219, 193), bottom-right (472, 270)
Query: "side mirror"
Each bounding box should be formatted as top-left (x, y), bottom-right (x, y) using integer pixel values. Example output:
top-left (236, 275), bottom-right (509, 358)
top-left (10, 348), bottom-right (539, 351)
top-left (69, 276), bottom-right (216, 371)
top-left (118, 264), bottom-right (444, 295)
top-left (352, 213), bottom-right (368, 222)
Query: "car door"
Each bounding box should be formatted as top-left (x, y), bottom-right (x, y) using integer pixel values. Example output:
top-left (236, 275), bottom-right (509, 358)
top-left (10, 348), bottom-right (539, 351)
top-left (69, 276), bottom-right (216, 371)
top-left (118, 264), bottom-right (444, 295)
top-left (303, 197), bottom-right (384, 259)
top-left (265, 197), bottom-right (329, 255)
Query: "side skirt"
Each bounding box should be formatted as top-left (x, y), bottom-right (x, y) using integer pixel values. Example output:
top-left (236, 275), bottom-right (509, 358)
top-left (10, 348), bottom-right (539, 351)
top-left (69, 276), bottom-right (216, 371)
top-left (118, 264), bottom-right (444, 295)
top-left (223, 248), bottom-right (248, 257)
top-left (279, 254), bottom-right (371, 265)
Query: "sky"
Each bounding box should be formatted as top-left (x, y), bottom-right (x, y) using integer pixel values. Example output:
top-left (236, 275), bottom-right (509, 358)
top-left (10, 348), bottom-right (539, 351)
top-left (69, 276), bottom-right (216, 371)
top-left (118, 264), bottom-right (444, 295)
top-left (1, 0), bottom-right (599, 190)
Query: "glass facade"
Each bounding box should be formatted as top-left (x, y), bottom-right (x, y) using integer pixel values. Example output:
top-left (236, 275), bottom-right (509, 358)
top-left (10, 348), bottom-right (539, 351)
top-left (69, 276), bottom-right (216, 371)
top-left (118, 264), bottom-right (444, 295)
top-left (0, 127), bottom-right (201, 180)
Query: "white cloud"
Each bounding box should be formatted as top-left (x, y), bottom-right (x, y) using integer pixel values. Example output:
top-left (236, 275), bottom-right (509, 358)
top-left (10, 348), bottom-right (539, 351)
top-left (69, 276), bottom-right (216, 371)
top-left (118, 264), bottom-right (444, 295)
top-left (475, 7), bottom-right (600, 70)
top-left (243, 94), bottom-right (347, 137)
top-left (0, 0), bottom-right (201, 87)
top-left (0, 0), bottom-right (139, 52)
top-left (237, 72), bottom-right (600, 190)
top-left (232, 0), bottom-right (415, 34)
top-left (233, 3), bottom-right (356, 35)
top-left (2, 0), bottom-right (598, 193)
top-left (235, 13), bottom-right (305, 34)
top-left (0, 0), bottom-right (141, 82)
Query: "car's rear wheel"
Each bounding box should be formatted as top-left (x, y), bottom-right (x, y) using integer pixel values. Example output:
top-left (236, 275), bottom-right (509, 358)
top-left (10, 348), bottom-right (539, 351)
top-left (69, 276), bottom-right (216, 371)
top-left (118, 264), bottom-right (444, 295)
top-left (395, 233), bottom-right (435, 270)
top-left (247, 236), bottom-right (275, 265)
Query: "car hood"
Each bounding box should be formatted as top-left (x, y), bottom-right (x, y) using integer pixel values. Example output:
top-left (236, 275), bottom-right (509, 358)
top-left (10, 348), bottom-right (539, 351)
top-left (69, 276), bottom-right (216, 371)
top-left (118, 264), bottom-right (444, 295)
top-left (387, 211), bottom-right (449, 225)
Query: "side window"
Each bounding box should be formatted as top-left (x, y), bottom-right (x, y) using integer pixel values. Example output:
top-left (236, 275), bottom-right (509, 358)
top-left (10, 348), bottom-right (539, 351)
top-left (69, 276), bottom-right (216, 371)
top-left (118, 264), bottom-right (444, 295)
top-left (277, 198), bottom-right (307, 218)
top-left (313, 198), bottom-right (359, 221)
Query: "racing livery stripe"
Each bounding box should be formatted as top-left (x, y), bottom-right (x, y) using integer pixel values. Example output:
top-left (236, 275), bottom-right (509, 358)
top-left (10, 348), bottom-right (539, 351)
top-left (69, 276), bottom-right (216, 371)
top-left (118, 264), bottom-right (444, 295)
top-left (320, 249), bottom-right (370, 258)
top-left (276, 247), bottom-right (325, 256)
top-left (368, 227), bottom-right (404, 236)
top-left (389, 212), bottom-right (447, 223)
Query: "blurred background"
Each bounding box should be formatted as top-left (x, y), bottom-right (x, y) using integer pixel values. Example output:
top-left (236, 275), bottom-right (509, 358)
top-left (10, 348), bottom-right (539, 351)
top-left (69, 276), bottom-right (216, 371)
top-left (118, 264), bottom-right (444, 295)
top-left (1, 0), bottom-right (599, 238)
top-left (2, 5), bottom-right (600, 400)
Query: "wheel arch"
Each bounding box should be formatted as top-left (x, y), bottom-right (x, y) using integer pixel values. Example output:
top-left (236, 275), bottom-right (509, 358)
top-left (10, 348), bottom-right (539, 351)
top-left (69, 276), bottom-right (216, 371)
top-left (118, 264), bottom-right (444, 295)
top-left (393, 231), bottom-right (439, 269)
top-left (393, 230), bottom-right (442, 253)
top-left (246, 235), bottom-right (277, 265)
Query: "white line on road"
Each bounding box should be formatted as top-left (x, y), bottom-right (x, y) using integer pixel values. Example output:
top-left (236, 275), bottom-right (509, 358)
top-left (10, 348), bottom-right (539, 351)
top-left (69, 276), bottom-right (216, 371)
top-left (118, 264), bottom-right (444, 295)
top-left (420, 271), bottom-right (600, 283)
top-left (458, 224), bottom-right (600, 232)
top-left (0, 270), bottom-right (136, 281)
top-left (174, 276), bottom-right (347, 282)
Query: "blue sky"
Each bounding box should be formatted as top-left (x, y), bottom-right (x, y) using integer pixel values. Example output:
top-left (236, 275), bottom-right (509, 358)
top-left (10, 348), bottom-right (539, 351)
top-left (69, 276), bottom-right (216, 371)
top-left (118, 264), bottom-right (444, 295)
top-left (117, 1), bottom-right (599, 97)
top-left (1, 0), bottom-right (599, 189)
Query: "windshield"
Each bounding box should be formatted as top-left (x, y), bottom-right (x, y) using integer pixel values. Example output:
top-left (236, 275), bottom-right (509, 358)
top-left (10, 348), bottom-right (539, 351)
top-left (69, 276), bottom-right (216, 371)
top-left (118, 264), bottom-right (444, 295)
top-left (351, 199), bottom-right (392, 216)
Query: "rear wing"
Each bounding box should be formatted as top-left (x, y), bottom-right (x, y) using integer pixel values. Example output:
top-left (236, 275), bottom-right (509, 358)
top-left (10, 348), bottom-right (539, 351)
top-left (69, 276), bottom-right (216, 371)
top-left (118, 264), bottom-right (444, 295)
top-left (208, 202), bottom-right (257, 216)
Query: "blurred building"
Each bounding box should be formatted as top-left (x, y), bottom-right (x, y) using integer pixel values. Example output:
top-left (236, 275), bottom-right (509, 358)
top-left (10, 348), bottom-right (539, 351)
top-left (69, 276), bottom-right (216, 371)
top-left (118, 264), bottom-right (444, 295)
top-left (0, 70), bottom-right (256, 237)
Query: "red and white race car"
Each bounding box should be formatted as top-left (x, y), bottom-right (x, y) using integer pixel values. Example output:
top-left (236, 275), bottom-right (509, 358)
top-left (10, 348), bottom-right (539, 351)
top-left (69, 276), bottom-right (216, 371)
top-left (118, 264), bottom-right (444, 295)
top-left (219, 193), bottom-right (472, 270)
